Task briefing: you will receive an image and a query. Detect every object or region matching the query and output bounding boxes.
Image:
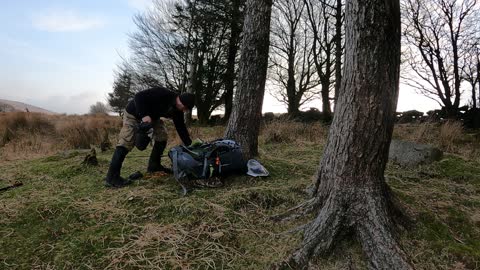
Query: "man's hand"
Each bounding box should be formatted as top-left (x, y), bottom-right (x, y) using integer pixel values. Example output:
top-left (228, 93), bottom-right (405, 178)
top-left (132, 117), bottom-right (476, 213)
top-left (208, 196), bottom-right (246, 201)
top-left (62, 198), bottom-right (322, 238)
top-left (138, 121), bottom-right (153, 132)
top-left (142, 116), bottom-right (152, 123)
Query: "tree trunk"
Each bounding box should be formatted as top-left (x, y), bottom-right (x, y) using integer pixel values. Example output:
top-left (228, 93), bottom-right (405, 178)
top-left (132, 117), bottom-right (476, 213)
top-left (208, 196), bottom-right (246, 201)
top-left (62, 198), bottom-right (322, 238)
top-left (186, 49), bottom-right (199, 125)
top-left (472, 82), bottom-right (477, 109)
top-left (477, 60), bottom-right (480, 107)
top-left (279, 0), bottom-right (413, 268)
top-left (320, 78), bottom-right (332, 119)
top-left (181, 0), bottom-right (198, 94)
top-left (287, 98), bottom-right (300, 116)
top-left (444, 103), bottom-right (459, 119)
top-left (287, 51), bottom-right (298, 116)
top-left (224, 0), bottom-right (273, 159)
top-left (197, 104), bottom-right (211, 125)
top-left (334, 0), bottom-right (343, 105)
top-left (224, 0), bottom-right (242, 122)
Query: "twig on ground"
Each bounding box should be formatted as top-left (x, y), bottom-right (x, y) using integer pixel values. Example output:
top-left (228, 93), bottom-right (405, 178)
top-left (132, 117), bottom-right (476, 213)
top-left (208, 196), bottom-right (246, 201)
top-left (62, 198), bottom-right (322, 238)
top-left (0, 182), bottom-right (23, 192)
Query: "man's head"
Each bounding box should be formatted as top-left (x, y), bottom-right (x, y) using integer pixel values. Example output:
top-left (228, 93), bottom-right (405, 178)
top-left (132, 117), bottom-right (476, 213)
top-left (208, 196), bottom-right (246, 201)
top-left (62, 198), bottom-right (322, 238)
top-left (176, 93), bottom-right (195, 112)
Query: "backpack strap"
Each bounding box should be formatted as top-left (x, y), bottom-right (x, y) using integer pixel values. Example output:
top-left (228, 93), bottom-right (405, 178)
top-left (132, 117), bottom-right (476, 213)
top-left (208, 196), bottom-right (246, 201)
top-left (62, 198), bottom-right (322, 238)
top-left (171, 148), bottom-right (180, 180)
top-left (201, 156), bottom-right (209, 178)
top-left (171, 148), bottom-right (189, 196)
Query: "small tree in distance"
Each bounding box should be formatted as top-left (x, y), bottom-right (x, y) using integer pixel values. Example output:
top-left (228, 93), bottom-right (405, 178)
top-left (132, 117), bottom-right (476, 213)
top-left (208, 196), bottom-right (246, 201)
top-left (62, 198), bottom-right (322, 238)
top-left (108, 68), bottom-right (135, 116)
top-left (89, 102), bottom-right (110, 115)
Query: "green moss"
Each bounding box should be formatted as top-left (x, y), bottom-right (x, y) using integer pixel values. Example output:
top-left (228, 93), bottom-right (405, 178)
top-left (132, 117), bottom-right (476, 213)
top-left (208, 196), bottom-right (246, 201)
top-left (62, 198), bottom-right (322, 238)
top-left (434, 156), bottom-right (480, 185)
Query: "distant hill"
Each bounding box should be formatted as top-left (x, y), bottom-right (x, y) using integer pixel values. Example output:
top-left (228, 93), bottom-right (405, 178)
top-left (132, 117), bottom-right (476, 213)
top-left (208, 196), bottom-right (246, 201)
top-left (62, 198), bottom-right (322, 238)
top-left (0, 99), bottom-right (56, 114)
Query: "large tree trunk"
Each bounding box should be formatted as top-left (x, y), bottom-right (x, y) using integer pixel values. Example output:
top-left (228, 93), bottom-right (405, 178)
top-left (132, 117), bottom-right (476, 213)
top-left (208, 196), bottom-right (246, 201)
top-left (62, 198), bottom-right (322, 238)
top-left (224, 0), bottom-right (273, 159)
top-left (278, 0), bottom-right (412, 268)
top-left (334, 0), bottom-right (343, 105)
top-left (224, 0), bottom-right (242, 122)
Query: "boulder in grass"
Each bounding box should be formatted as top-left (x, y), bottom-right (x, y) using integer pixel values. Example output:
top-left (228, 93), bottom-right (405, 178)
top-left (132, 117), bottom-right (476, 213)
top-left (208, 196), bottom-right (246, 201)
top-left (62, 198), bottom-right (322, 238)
top-left (388, 140), bottom-right (443, 167)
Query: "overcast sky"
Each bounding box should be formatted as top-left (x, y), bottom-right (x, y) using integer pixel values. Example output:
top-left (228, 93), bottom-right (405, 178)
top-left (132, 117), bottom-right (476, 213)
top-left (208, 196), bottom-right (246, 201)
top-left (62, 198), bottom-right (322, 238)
top-left (0, 0), bottom-right (440, 114)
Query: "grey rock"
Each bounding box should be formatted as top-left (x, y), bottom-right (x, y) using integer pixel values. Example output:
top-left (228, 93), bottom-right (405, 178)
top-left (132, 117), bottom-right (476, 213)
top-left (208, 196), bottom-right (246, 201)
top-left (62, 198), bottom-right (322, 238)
top-left (389, 140), bottom-right (443, 167)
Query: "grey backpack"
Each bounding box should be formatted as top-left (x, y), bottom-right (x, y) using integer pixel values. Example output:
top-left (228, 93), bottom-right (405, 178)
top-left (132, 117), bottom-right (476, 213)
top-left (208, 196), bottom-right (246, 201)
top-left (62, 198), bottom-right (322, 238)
top-left (168, 139), bottom-right (247, 194)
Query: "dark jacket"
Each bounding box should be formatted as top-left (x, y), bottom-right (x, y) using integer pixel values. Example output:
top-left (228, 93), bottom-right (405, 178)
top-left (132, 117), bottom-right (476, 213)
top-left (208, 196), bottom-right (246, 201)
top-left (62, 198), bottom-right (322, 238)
top-left (126, 87), bottom-right (192, 145)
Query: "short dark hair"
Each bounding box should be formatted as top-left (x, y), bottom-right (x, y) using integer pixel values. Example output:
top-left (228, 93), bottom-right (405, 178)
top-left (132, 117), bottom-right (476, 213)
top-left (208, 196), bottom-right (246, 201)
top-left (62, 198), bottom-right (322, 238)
top-left (179, 93), bottom-right (195, 110)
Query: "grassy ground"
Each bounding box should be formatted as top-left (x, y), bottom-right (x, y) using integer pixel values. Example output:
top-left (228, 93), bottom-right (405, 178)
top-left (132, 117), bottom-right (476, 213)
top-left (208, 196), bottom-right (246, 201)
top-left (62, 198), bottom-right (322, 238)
top-left (1, 121), bottom-right (479, 269)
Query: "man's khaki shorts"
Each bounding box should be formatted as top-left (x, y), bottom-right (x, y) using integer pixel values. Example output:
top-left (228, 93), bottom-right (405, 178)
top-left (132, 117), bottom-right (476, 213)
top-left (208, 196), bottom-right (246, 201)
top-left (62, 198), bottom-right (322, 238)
top-left (117, 110), bottom-right (168, 151)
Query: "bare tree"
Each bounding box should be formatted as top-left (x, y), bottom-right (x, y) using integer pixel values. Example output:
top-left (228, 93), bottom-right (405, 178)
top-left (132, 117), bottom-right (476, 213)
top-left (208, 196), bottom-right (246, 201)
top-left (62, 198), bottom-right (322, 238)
top-left (89, 102), bottom-right (110, 115)
top-left (304, 0), bottom-right (343, 120)
top-left (224, 0), bottom-right (273, 159)
top-left (276, 0), bottom-right (413, 268)
top-left (462, 13), bottom-right (480, 109)
top-left (270, 0), bottom-right (320, 116)
top-left (127, 0), bottom-right (240, 124)
top-left (463, 43), bottom-right (480, 108)
top-left (129, 1), bottom-right (185, 90)
top-left (403, 0), bottom-right (479, 117)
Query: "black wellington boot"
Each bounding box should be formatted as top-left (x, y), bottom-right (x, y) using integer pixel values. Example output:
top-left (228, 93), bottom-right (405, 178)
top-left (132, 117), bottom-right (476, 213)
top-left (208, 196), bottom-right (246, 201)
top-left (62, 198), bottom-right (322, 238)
top-left (105, 146), bottom-right (132, 188)
top-left (147, 141), bottom-right (172, 174)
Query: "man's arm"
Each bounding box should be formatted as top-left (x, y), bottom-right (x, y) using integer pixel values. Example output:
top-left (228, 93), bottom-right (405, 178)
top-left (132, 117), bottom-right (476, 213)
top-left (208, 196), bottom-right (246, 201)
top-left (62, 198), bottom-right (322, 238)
top-left (172, 111), bottom-right (192, 146)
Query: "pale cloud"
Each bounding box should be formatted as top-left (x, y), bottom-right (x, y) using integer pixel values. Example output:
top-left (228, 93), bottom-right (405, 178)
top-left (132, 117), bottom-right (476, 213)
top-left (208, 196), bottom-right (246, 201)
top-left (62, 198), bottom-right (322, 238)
top-left (32, 9), bottom-right (106, 32)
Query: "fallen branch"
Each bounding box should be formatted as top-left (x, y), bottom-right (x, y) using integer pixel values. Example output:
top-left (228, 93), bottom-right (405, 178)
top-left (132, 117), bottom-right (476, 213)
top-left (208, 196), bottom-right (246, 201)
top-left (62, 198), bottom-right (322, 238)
top-left (0, 182), bottom-right (23, 192)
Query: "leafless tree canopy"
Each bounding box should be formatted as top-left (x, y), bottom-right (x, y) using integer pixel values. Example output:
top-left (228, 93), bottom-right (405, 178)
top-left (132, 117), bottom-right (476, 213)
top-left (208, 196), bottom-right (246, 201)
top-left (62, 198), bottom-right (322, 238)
top-left (462, 20), bottom-right (480, 109)
top-left (304, 0), bottom-right (344, 118)
top-left (269, 0), bottom-right (320, 115)
top-left (402, 0), bottom-right (480, 115)
top-left (123, 0), bottom-right (244, 124)
top-left (269, 0), bottom-right (344, 117)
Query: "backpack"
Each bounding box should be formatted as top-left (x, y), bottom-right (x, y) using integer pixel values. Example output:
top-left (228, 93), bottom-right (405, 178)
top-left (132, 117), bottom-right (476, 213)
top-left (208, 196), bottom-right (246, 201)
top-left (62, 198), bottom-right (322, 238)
top-left (168, 139), bottom-right (247, 194)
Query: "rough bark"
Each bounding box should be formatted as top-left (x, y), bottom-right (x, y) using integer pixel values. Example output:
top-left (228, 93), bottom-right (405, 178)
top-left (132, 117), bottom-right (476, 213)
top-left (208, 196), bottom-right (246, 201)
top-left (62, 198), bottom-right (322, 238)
top-left (224, 0), bottom-right (243, 122)
top-left (224, 0), bottom-right (273, 159)
top-left (334, 0), bottom-right (343, 104)
top-left (278, 0), bottom-right (413, 268)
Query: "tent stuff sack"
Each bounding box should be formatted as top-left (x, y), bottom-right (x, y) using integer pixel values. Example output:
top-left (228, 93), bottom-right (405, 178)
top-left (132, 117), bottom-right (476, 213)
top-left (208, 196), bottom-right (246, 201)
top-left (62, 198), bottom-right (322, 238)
top-left (168, 139), bottom-right (247, 195)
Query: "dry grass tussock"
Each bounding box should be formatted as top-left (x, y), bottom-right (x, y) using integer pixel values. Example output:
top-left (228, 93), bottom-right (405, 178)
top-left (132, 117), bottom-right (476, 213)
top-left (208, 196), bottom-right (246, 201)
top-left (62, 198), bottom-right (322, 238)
top-left (261, 120), bottom-right (328, 144)
top-left (439, 120), bottom-right (464, 152)
top-left (107, 222), bottom-right (241, 270)
top-left (105, 199), bottom-right (245, 270)
top-left (0, 112), bottom-right (121, 161)
top-left (1, 111), bottom-right (478, 162)
top-left (394, 121), bottom-right (480, 160)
